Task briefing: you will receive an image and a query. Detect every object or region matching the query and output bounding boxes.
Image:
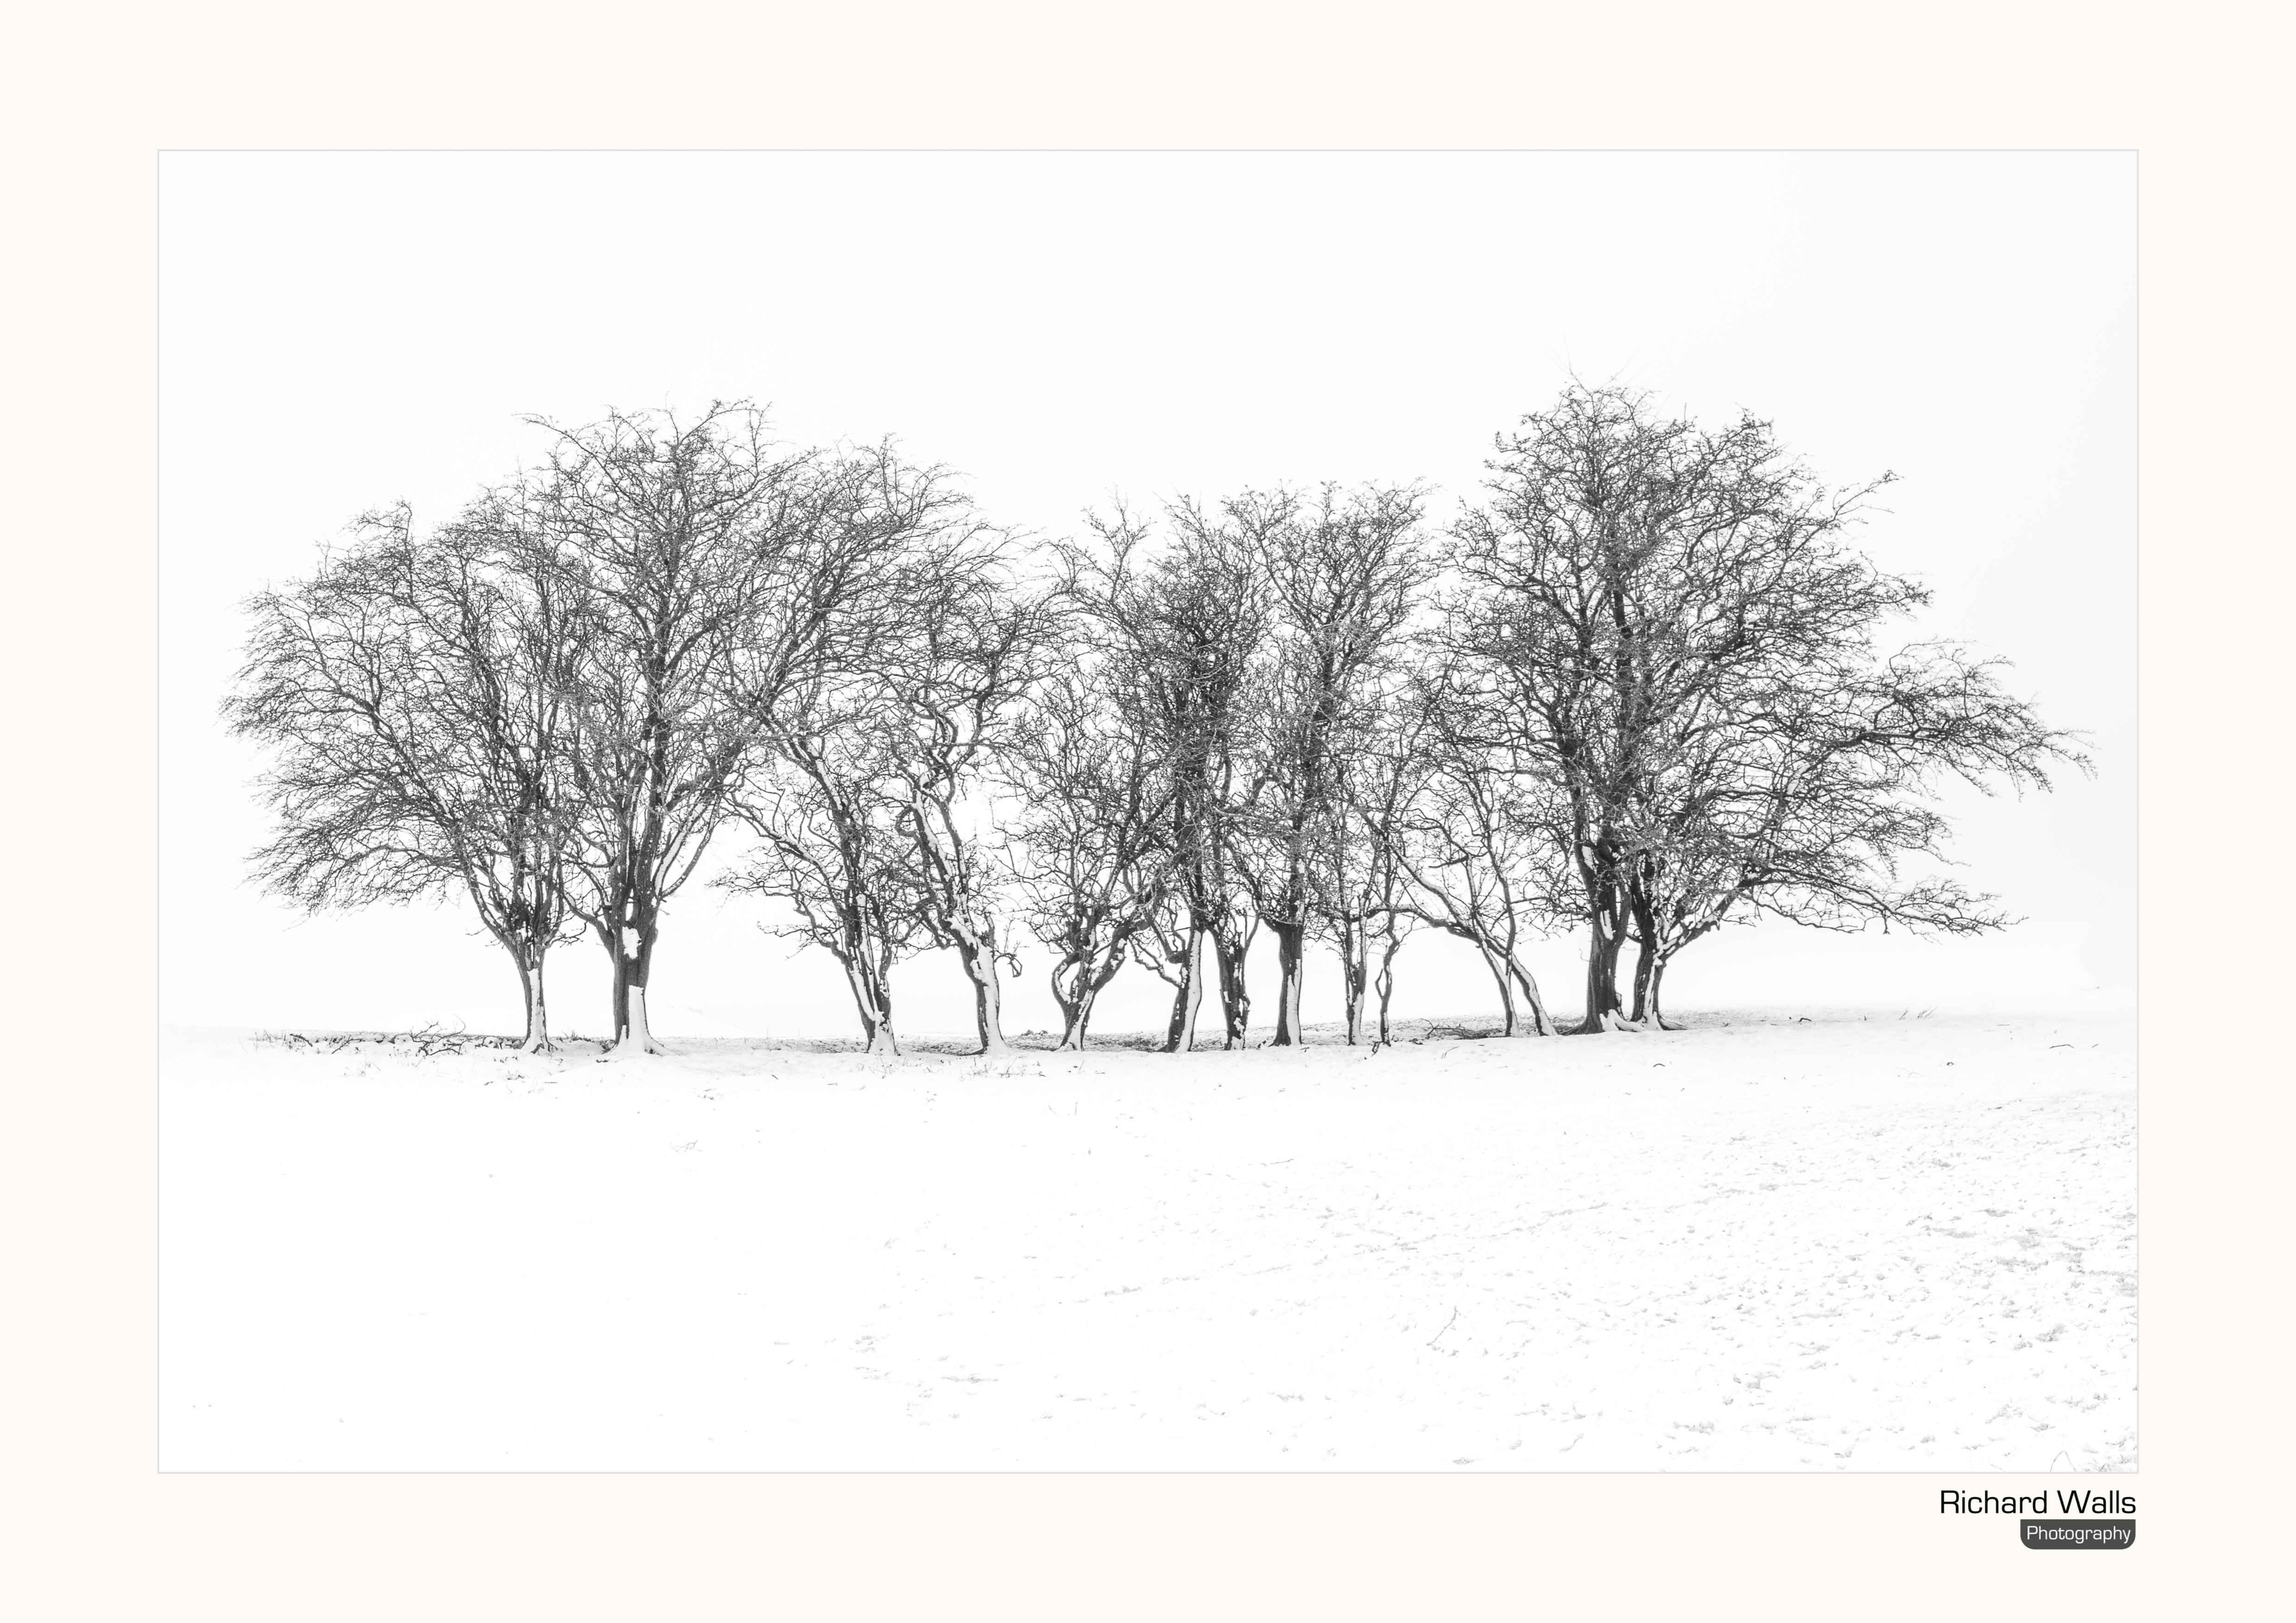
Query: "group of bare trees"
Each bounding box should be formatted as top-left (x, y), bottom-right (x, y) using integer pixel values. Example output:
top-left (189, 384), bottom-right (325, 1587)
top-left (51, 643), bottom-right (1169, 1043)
top-left (229, 405), bottom-right (965, 1053)
top-left (229, 386), bottom-right (2084, 1055)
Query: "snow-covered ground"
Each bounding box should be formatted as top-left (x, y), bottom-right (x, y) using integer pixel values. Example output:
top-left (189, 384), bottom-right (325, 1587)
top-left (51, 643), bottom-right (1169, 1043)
top-left (159, 1008), bottom-right (2135, 1471)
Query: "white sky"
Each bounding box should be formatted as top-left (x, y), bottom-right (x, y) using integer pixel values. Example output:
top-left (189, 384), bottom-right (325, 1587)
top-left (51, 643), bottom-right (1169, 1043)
top-left (159, 151), bottom-right (2133, 1041)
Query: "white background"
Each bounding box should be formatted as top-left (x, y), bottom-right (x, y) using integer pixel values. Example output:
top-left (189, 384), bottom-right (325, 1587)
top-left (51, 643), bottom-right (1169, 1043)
top-left (159, 151), bottom-right (2135, 1041)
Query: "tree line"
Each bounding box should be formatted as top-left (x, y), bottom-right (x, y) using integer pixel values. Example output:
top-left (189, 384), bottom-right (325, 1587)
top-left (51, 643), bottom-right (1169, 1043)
top-left (226, 385), bottom-right (2084, 1055)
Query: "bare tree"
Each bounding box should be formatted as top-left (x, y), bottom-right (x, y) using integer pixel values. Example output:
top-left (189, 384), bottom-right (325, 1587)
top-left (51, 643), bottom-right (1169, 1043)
top-left (1450, 382), bottom-right (2087, 1032)
top-left (1005, 665), bottom-right (1172, 1050)
top-left (878, 538), bottom-right (1061, 1055)
top-left (226, 498), bottom-right (582, 1050)
top-left (1238, 484), bottom-right (1428, 1045)
top-left (722, 670), bottom-right (923, 1054)
top-left (1364, 674), bottom-right (1559, 1036)
top-left (1317, 702), bottom-right (1423, 1046)
top-left (1624, 642), bottom-right (2086, 1026)
top-left (1449, 383), bottom-right (1902, 1031)
top-left (531, 404), bottom-right (913, 1054)
top-left (1066, 501), bottom-right (1267, 1052)
top-left (714, 449), bottom-right (1007, 1053)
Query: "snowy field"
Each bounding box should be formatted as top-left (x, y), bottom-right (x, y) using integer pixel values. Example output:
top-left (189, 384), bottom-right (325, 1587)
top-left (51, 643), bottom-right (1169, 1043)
top-left (159, 1008), bottom-right (2135, 1472)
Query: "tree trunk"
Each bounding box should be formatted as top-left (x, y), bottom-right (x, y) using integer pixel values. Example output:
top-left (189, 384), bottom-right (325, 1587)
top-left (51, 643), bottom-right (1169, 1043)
top-left (1644, 955), bottom-right (1681, 1031)
top-left (620, 976), bottom-right (661, 1053)
top-left (633, 929), bottom-right (667, 1050)
top-left (1057, 981), bottom-right (1098, 1051)
top-left (1058, 947), bottom-right (1126, 1051)
top-left (1507, 956), bottom-right (1556, 1036)
top-left (1624, 877), bottom-right (1680, 1031)
top-left (1270, 919), bottom-right (1308, 1046)
top-left (1575, 910), bottom-right (1636, 1033)
top-left (1213, 929), bottom-right (1251, 1049)
top-left (1373, 934), bottom-right (1404, 1047)
top-left (1052, 960), bottom-right (1085, 1051)
top-left (599, 924), bottom-right (660, 1055)
top-left (514, 948), bottom-right (552, 1053)
top-left (1476, 940), bottom-right (1525, 1035)
top-left (1628, 936), bottom-right (1681, 1028)
top-left (1338, 924), bottom-right (1368, 1047)
top-left (841, 958), bottom-right (878, 1049)
top-left (955, 935), bottom-right (1010, 1056)
top-left (840, 953), bottom-right (900, 1055)
top-left (603, 923), bottom-right (628, 1041)
top-left (1166, 925), bottom-right (1205, 1052)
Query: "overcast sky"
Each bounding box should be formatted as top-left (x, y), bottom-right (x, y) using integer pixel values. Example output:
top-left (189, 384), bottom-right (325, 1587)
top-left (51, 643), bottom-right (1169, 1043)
top-left (159, 151), bottom-right (2133, 1040)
